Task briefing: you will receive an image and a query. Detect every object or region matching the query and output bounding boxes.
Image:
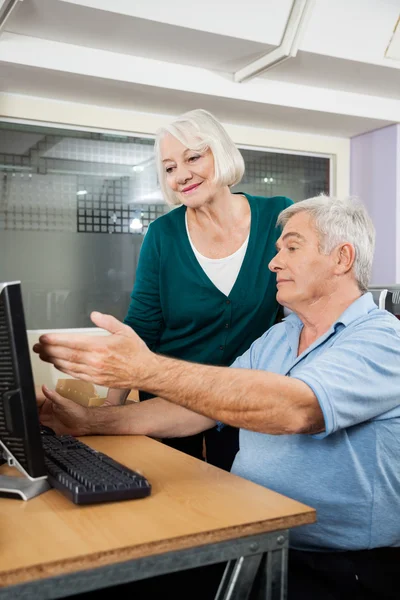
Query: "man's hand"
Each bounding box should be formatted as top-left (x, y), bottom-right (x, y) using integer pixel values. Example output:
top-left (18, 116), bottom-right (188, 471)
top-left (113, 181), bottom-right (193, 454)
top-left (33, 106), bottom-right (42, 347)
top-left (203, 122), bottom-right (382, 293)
top-left (33, 312), bottom-right (155, 389)
top-left (38, 385), bottom-right (91, 436)
top-left (35, 385), bottom-right (46, 405)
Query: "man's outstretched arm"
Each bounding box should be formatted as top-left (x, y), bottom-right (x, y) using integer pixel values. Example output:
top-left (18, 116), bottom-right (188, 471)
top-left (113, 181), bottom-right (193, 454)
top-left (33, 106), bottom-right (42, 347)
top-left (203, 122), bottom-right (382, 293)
top-left (34, 312), bottom-right (324, 435)
top-left (39, 386), bottom-right (215, 437)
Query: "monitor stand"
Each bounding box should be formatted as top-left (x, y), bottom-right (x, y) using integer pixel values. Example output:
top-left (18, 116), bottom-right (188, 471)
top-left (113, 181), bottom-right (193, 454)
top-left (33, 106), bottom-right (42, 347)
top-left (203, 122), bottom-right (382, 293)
top-left (0, 447), bottom-right (50, 501)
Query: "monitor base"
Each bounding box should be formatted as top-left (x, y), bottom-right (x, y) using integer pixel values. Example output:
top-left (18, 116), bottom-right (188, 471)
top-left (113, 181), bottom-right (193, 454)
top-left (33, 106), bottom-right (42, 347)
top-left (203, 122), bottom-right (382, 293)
top-left (0, 475), bottom-right (50, 500)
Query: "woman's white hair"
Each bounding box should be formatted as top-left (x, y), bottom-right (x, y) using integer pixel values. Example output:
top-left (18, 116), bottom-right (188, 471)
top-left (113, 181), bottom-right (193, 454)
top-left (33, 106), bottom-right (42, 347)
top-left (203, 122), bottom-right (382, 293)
top-left (154, 109), bottom-right (245, 206)
top-left (277, 195), bottom-right (376, 292)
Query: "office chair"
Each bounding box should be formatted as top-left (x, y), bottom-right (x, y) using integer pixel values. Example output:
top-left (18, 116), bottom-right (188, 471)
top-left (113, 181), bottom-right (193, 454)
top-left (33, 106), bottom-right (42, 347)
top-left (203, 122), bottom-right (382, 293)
top-left (370, 289), bottom-right (394, 314)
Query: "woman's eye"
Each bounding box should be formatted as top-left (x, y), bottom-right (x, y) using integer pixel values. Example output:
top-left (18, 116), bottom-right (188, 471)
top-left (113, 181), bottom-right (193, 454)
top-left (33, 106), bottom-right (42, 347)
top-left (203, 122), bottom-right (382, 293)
top-left (188, 155), bottom-right (200, 162)
top-left (288, 247), bottom-right (297, 252)
top-left (165, 166), bottom-right (174, 174)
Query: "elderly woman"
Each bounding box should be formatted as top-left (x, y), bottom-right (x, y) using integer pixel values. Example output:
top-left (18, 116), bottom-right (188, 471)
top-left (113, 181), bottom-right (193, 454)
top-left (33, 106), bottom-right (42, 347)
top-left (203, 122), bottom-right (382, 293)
top-left (106, 109), bottom-right (292, 470)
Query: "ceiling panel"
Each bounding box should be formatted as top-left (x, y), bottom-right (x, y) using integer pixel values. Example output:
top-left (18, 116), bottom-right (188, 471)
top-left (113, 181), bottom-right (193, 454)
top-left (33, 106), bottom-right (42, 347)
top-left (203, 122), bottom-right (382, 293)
top-left (0, 63), bottom-right (394, 137)
top-left (261, 51), bottom-right (400, 100)
top-left (4, 0), bottom-right (271, 72)
top-left (54, 0), bottom-right (293, 44)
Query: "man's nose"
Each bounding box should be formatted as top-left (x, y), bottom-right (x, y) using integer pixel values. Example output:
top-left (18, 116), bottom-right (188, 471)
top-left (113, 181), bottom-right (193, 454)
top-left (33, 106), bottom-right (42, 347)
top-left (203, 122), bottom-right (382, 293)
top-left (268, 253), bottom-right (282, 272)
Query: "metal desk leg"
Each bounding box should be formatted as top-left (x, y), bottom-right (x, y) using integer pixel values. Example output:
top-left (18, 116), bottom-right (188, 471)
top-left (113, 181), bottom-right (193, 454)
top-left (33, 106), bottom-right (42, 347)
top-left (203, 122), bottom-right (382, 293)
top-left (215, 546), bottom-right (288, 600)
top-left (215, 554), bottom-right (264, 600)
top-left (252, 547), bottom-right (288, 600)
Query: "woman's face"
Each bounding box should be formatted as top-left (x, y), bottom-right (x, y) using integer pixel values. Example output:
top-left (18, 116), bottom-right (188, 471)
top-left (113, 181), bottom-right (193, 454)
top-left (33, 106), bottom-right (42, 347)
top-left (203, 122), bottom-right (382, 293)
top-left (160, 133), bottom-right (219, 207)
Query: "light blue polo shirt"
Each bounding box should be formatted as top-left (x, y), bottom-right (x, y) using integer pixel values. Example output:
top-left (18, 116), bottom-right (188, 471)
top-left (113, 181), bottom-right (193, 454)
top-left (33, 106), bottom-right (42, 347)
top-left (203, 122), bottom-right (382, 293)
top-left (230, 293), bottom-right (400, 551)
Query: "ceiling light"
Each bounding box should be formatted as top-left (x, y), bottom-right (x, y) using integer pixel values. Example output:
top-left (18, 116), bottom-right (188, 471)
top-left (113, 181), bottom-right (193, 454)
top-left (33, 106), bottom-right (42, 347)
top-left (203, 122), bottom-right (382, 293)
top-left (385, 15), bottom-right (400, 60)
top-left (132, 165), bottom-right (144, 173)
top-left (234, 0), bottom-right (315, 82)
top-left (129, 218), bottom-right (143, 232)
top-left (76, 190), bottom-right (88, 196)
top-left (0, 0), bottom-right (21, 34)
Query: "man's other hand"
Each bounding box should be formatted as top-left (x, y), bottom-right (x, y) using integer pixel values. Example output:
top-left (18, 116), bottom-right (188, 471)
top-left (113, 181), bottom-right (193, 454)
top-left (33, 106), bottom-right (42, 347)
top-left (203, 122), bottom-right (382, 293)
top-left (38, 385), bottom-right (91, 436)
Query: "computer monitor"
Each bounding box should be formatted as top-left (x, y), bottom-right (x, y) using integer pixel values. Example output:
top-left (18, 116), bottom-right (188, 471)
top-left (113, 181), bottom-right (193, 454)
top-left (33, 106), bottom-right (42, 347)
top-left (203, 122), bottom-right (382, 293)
top-left (0, 281), bottom-right (50, 500)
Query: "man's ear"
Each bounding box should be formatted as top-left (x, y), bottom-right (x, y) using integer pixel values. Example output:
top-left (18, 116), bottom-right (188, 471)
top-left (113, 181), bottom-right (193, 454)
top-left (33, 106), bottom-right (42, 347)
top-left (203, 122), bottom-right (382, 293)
top-left (335, 243), bottom-right (355, 275)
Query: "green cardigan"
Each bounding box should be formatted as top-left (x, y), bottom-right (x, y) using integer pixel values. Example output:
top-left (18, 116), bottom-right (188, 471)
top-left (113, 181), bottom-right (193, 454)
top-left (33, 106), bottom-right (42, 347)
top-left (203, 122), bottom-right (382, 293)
top-left (124, 193), bottom-right (293, 367)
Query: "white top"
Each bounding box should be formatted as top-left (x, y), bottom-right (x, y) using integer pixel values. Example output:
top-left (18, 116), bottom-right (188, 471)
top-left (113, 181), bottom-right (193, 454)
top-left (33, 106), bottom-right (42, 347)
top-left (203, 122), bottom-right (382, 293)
top-left (185, 213), bottom-right (249, 296)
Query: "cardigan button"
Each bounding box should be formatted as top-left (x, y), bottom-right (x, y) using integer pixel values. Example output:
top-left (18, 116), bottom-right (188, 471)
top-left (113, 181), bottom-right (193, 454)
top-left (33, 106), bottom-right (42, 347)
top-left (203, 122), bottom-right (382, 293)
top-left (219, 345), bottom-right (225, 351)
top-left (226, 299), bottom-right (231, 305)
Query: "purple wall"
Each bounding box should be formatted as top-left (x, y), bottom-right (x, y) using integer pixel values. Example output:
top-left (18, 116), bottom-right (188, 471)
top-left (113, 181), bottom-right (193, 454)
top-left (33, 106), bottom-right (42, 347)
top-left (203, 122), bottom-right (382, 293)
top-left (397, 126), bottom-right (400, 283)
top-left (350, 125), bottom-right (398, 285)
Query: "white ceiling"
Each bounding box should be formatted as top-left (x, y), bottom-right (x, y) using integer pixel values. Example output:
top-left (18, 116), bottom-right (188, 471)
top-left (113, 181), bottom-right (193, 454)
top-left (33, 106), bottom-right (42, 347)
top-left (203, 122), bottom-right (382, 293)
top-left (0, 63), bottom-right (393, 138)
top-left (2, 0), bottom-right (273, 72)
top-left (260, 52), bottom-right (400, 100)
top-left (0, 0), bottom-right (399, 137)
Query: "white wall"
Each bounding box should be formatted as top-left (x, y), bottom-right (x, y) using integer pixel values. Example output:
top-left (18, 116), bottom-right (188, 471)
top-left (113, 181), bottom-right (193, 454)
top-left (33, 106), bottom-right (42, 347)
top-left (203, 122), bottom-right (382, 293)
top-left (397, 124), bottom-right (400, 283)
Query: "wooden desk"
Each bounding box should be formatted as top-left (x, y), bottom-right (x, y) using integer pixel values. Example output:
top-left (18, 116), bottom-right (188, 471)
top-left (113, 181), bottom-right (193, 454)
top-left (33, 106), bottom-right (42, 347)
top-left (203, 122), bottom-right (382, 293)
top-left (0, 436), bottom-right (315, 599)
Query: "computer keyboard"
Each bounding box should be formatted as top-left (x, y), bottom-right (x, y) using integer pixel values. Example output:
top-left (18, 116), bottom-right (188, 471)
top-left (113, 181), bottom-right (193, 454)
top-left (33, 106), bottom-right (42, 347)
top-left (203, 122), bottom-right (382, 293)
top-left (40, 427), bottom-right (151, 505)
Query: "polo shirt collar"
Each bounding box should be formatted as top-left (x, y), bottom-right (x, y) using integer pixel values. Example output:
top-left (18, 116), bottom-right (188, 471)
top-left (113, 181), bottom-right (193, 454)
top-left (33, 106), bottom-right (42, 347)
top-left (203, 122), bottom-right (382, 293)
top-left (282, 293), bottom-right (377, 363)
top-left (335, 292), bottom-right (376, 327)
top-left (284, 292), bottom-right (375, 330)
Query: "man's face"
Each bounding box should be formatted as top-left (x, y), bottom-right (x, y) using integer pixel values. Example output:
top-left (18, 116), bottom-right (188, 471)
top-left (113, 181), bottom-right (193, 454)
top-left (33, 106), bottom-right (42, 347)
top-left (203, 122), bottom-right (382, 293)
top-left (269, 212), bottom-right (337, 309)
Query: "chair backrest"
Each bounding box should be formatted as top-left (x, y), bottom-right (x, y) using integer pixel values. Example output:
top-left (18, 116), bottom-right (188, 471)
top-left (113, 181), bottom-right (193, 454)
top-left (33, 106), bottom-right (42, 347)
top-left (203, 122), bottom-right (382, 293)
top-left (393, 290), bottom-right (400, 319)
top-left (370, 289), bottom-right (394, 314)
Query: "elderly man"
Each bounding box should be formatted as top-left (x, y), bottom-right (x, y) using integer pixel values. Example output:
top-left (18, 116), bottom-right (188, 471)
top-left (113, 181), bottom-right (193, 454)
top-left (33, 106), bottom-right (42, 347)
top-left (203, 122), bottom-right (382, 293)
top-left (35, 196), bottom-right (400, 600)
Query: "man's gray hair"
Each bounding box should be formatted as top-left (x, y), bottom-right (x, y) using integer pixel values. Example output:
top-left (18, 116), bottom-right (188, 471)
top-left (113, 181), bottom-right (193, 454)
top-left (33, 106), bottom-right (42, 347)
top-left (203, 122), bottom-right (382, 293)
top-left (277, 195), bottom-right (375, 292)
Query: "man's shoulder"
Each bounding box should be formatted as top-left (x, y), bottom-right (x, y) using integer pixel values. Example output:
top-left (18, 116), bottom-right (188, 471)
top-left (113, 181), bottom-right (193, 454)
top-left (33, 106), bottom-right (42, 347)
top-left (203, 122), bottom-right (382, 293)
top-left (354, 309), bottom-right (400, 335)
top-left (338, 309), bottom-right (400, 352)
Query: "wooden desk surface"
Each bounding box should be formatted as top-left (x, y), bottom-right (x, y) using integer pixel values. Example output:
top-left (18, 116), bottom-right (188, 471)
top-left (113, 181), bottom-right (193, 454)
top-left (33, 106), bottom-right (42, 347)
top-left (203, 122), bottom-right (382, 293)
top-left (0, 436), bottom-right (315, 588)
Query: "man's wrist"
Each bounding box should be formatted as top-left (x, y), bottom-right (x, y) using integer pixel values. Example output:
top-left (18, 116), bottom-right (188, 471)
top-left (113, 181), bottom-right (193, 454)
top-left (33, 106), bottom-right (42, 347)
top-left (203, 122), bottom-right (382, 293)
top-left (86, 406), bottom-right (109, 435)
top-left (134, 351), bottom-right (164, 392)
top-left (88, 404), bottom-right (137, 436)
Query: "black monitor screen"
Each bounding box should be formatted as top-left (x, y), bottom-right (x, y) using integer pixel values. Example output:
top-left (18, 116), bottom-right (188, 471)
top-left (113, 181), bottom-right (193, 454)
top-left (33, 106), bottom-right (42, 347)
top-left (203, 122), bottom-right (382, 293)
top-left (0, 281), bottom-right (46, 479)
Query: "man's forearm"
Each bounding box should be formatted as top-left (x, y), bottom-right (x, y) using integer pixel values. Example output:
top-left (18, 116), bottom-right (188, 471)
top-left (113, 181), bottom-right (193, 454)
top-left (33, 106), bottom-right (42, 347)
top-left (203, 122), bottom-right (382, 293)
top-left (34, 314), bottom-right (323, 435)
top-left (88, 396), bottom-right (215, 437)
top-left (137, 356), bottom-right (323, 435)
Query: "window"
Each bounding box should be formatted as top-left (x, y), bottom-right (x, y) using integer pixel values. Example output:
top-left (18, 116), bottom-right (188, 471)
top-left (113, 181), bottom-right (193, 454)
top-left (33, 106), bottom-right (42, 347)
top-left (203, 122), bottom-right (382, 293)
top-left (239, 147), bottom-right (330, 203)
top-left (0, 122), bottom-right (330, 328)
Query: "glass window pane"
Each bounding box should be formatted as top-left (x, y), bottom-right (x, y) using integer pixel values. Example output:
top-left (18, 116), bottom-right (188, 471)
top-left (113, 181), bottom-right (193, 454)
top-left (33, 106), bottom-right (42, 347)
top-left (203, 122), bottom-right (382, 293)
top-left (0, 122), bottom-right (330, 329)
top-left (238, 148), bottom-right (330, 203)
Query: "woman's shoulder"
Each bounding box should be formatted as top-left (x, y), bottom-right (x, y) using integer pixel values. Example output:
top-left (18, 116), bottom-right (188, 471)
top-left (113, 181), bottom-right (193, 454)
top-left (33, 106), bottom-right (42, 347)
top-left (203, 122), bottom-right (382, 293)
top-left (247, 193), bottom-right (293, 207)
top-left (240, 193), bottom-right (293, 214)
top-left (147, 205), bottom-right (186, 235)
